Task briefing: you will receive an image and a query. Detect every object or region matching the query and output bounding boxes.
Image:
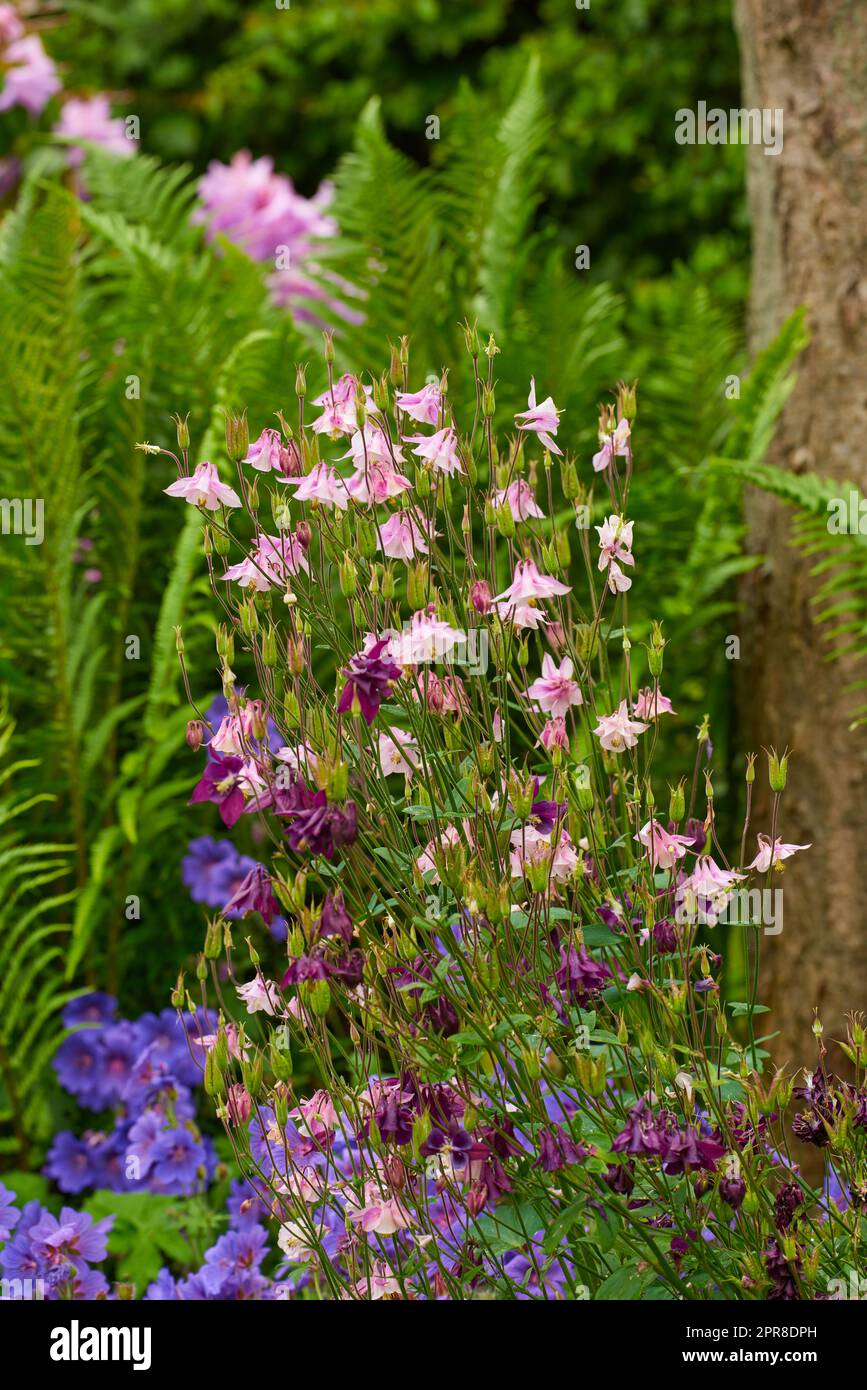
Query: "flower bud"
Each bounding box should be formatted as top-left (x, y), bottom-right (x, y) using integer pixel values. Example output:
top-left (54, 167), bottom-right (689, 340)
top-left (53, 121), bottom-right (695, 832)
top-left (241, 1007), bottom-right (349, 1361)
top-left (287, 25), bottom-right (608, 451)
top-left (470, 579), bottom-right (492, 615)
top-left (174, 413), bottom-right (190, 450)
top-left (307, 978), bottom-right (331, 1017)
top-left (339, 554), bottom-right (357, 597)
top-left (204, 1048), bottom-right (224, 1097)
top-left (669, 779), bottom-right (686, 822)
top-left (186, 719), bottom-right (204, 752)
top-left (295, 363), bottom-right (307, 398)
top-left (204, 917), bottom-right (223, 960)
top-left (261, 624), bottom-right (277, 667)
top-left (766, 746), bottom-right (789, 793)
top-left (225, 410), bottom-right (249, 462)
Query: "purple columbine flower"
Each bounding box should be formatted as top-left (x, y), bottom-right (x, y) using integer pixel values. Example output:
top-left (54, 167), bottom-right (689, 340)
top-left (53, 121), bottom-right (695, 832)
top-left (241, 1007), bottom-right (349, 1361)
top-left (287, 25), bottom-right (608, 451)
top-left (223, 863), bottom-right (280, 925)
top-left (317, 891), bottom-right (353, 944)
top-left (337, 639), bottom-right (402, 725)
top-left (189, 754), bottom-right (248, 828)
top-left (284, 792), bottom-right (358, 860)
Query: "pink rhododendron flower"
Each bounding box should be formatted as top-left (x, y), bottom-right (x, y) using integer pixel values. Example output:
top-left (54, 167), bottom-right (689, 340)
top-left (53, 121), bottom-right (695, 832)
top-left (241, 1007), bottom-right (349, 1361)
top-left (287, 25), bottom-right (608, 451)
top-left (282, 461), bottom-right (349, 509)
top-left (515, 378), bottom-right (563, 455)
top-left (164, 461), bottom-right (241, 510)
top-left (747, 835), bottom-right (811, 873)
top-left (395, 383), bottom-right (442, 426)
top-left (378, 729), bottom-right (419, 779)
top-left (593, 701), bottom-right (649, 753)
top-left (592, 417), bottom-right (631, 472)
top-left (404, 427), bottom-right (464, 476)
top-left (525, 654), bottom-right (583, 718)
top-left (634, 686), bottom-right (677, 720)
top-left (492, 478), bottom-right (545, 522)
top-left (54, 95), bottom-right (133, 168)
top-left (635, 818), bottom-right (695, 870)
top-left (0, 34), bottom-right (60, 115)
top-left (377, 509), bottom-right (433, 562)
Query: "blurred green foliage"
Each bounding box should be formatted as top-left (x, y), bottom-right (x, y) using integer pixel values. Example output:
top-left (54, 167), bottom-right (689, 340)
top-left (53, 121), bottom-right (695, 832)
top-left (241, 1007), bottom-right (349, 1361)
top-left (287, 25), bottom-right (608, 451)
top-left (51, 0), bottom-right (746, 298)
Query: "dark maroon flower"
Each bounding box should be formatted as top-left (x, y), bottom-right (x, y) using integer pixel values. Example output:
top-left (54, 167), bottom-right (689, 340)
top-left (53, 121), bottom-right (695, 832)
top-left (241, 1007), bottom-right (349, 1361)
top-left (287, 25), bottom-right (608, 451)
top-left (604, 1161), bottom-right (635, 1196)
top-left (281, 954), bottom-right (331, 987)
top-left (285, 792), bottom-right (358, 859)
top-left (774, 1181), bottom-right (804, 1231)
top-left (318, 891), bottom-right (353, 945)
top-left (223, 863), bottom-right (279, 924)
top-left (535, 1125), bottom-right (591, 1172)
top-left (553, 943), bottom-right (612, 1008)
top-left (337, 638), bottom-right (401, 725)
top-left (612, 1100), bottom-right (666, 1159)
top-left (189, 754), bottom-right (247, 828)
top-left (720, 1174), bottom-right (747, 1209)
top-left (653, 918), bottom-right (677, 953)
top-left (661, 1126), bottom-right (726, 1176)
top-left (764, 1240), bottom-right (802, 1300)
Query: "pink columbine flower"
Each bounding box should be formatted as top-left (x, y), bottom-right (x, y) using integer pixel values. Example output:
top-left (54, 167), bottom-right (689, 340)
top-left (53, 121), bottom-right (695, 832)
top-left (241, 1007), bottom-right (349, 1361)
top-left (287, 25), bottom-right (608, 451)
top-left (54, 95), bottom-right (133, 168)
top-left (345, 457), bottom-right (412, 505)
top-left (282, 461), bottom-right (349, 509)
top-left (276, 742), bottom-right (320, 780)
top-left (494, 559), bottom-right (571, 606)
top-left (236, 977), bottom-right (279, 1016)
top-left (164, 461), bottom-right (241, 510)
top-left (596, 514), bottom-right (635, 567)
top-left (515, 378), bottom-right (563, 456)
top-left (592, 417), bottom-right (631, 472)
top-left (396, 383), bottom-right (442, 426)
top-left (509, 824), bottom-right (579, 883)
top-left (593, 700), bottom-right (649, 753)
top-left (0, 34), bottom-right (60, 115)
top-left (388, 606), bottom-right (466, 665)
top-left (635, 818), bottom-right (695, 871)
top-left (378, 729), bottom-right (419, 780)
top-left (634, 686), bottom-right (677, 720)
top-left (747, 835), bottom-right (811, 874)
top-left (525, 654), bottom-right (583, 718)
top-left (538, 717), bottom-right (569, 752)
top-left (348, 1181), bottom-right (414, 1237)
top-left (678, 857), bottom-right (745, 921)
top-left (341, 423), bottom-right (404, 470)
top-left (404, 427), bottom-right (464, 476)
top-left (311, 374), bottom-right (372, 437)
top-left (244, 427), bottom-right (293, 474)
top-left (222, 533), bottom-right (308, 590)
top-left (492, 479), bottom-right (545, 522)
top-left (495, 599), bottom-right (549, 630)
top-left (377, 509), bottom-right (433, 562)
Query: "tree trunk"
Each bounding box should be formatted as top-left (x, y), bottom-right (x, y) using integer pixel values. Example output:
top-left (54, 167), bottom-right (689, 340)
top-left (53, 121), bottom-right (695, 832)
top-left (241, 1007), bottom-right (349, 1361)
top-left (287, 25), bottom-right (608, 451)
top-left (733, 0), bottom-right (867, 1075)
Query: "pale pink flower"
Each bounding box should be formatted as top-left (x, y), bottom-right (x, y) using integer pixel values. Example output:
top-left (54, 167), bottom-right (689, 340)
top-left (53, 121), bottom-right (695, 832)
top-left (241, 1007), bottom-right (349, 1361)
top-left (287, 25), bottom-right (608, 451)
top-left (164, 461), bottom-right (241, 510)
top-left (509, 824), bottom-right (579, 882)
top-left (635, 819), bottom-right (695, 871)
top-left (605, 559), bottom-right (633, 594)
top-left (389, 606), bottom-right (466, 665)
top-left (538, 717), bottom-right (569, 752)
top-left (276, 742), bottom-right (320, 779)
top-left (678, 857), bottom-right (745, 920)
top-left (341, 422), bottom-right (404, 470)
top-left (495, 599), bottom-right (549, 630)
top-left (593, 700), bottom-right (649, 753)
top-left (492, 708), bottom-right (504, 743)
top-left (222, 532), bottom-right (308, 590)
top-left (396, 383), bottom-right (442, 426)
top-left (236, 977), bottom-right (279, 1015)
top-left (596, 514), bottom-right (635, 571)
top-left (345, 457), bottom-right (412, 505)
top-left (55, 95), bottom-right (133, 168)
top-left (592, 418), bottom-right (631, 473)
top-left (311, 374), bottom-right (371, 437)
top-left (377, 508), bottom-right (433, 562)
top-left (515, 378), bottom-right (563, 455)
top-left (244, 427), bottom-right (290, 473)
top-left (492, 478), bottom-right (545, 521)
top-left (351, 1260), bottom-right (403, 1301)
top-left (494, 558), bottom-right (571, 606)
top-left (525, 654), bottom-right (583, 718)
top-left (282, 461), bottom-right (349, 509)
top-left (192, 1021), bottom-right (248, 1061)
top-left (291, 1088), bottom-right (337, 1144)
top-left (747, 835), bottom-right (811, 874)
top-left (416, 824), bottom-right (469, 882)
top-left (378, 729), bottom-right (419, 779)
top-left (0, 34), bottom-right (60, 115)
top-left (634, 687), bottom-right (676, 720)
top-left (404, 426), bottom-right (463, 476)
top-left (348, 1181), bottom-right (414, 1236)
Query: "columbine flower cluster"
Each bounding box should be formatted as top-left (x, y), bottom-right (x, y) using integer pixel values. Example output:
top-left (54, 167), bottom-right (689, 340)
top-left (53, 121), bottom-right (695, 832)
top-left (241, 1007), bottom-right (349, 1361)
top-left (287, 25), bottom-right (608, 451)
top-left (150, 332), bottom-right (859, 1301)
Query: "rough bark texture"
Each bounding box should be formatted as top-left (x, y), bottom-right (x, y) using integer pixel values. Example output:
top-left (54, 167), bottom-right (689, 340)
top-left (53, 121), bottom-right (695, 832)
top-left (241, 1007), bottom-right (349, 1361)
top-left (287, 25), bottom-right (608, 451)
top-left (733, 0), bottom-right (867, 1073)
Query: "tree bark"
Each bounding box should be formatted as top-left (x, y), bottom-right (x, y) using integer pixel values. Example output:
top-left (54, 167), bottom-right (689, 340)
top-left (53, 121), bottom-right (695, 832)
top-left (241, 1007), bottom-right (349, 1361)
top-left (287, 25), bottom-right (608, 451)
top-left (733, 0), bottom-right (867, 1074)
